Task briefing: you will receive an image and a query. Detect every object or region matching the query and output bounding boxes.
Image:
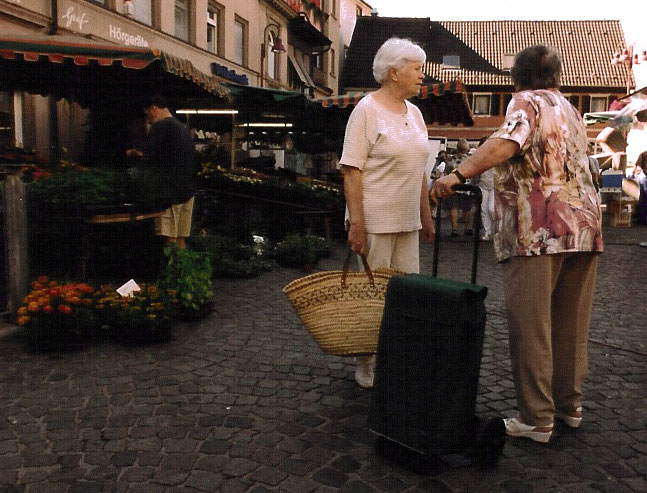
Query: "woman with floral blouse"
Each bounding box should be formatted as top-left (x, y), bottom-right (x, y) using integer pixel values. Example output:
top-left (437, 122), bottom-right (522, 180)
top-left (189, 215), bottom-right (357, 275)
top-left (431, 45), bottom-right (603, 443)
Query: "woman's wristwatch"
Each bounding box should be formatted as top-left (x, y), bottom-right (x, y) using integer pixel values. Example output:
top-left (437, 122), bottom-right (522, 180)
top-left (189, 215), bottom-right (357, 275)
top-left (451, 168), bottom-right (467, 184)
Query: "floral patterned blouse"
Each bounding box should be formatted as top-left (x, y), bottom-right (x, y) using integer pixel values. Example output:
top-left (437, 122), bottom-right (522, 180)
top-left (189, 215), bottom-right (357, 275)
top-left (490, 89), bottom-right (604, 262)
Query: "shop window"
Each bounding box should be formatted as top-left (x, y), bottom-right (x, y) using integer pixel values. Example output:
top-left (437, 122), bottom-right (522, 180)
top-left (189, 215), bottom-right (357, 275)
top-left (472, 94), bottom-right (491, 115)
top-left (175, 0), bottom-right (190, 42)
top-left (132, 0), bottom-right (152, 26)
top-left (590, 96), bottom-right (607, 113)
top-left (233, 17), bottom-right (248, 67)
top-left (267, 30), bottom-right (279, 81)
top-left (207, 2), bottom-right (222, 55)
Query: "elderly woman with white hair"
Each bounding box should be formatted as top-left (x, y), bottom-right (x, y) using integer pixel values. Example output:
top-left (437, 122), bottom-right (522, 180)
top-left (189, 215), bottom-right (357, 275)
top-left (340, 37), bottom-right (435, 388)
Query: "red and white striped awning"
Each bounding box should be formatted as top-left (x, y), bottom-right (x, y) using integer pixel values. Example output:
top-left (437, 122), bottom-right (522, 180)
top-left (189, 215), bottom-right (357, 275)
top-left (315, 80), bottom-right (473, 127)
top-left (317, 80), bottom-right (465, 108)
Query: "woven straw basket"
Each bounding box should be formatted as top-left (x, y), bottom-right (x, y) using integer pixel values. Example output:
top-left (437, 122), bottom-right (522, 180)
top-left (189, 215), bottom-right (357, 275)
top-left (282, 252), bottom-right (399, 356)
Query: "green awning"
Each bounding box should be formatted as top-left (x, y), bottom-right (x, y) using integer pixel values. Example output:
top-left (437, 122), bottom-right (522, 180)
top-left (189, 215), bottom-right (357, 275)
top-left (0, 34), bottom-right (230, 106)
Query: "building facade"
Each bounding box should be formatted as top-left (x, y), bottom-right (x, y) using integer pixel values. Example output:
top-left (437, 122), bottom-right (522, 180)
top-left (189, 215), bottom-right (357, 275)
top-left (341, 15), bottom-right (634, 148)
top-left (0, 0), bottom-right (343, 158)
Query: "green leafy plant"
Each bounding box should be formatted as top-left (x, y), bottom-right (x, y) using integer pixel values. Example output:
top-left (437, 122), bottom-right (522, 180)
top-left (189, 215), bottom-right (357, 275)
top-left (159, 245), bottom-right (213, 312)
top-left (274, 234), bottom-right (329, 269)
top-left (26, 167), bottom-right (124, 207)
top-left (187, 233), bottom-right (274, 278)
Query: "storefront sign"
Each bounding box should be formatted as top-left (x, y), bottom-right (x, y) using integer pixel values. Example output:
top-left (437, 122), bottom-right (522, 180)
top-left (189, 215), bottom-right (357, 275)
top-left (210, 63), bottom-right (248, 85)
top-left (61, 6), bottom-right (89, 32)
top-left (109, 25), bottom-right (149, 47)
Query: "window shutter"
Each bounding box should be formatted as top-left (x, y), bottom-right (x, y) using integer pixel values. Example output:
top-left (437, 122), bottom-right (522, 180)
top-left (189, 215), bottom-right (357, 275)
top-left (490, 94), bottom-right (501, 116)
top-left (503, 93), bottom-right (513, 113)
top-left (581, 96), bottom-right (591, 115)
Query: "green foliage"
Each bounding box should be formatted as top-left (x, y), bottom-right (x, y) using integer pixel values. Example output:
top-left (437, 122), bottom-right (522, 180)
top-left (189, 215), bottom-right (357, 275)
top-left (159, 245), bottom-right (213, 312)
top-left (26, 168), bottom-right (125, 206)
top-left (188, 234), bottom-right (274, 278)
top-left (274, 234), bottom-right (329, 268)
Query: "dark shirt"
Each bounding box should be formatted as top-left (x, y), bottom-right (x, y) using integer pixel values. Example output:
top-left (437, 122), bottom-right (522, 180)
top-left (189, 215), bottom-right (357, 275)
top-left (145, 117), bottom-right (195, 204)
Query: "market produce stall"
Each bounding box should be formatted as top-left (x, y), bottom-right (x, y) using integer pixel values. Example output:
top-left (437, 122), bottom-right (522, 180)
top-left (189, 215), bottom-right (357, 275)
top-left (0, 33), bottom-right (231, 308)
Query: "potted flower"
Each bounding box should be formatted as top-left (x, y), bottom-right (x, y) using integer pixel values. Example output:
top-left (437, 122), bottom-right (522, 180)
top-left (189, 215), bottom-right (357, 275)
top-left (16, 276), bottom-right (96, 352)
top-left (93, 283), bottom-right (177, 344)
top-left (274, 233), bottom-right (329, 271)
top-left (159, 245), bottom-right (214, 320)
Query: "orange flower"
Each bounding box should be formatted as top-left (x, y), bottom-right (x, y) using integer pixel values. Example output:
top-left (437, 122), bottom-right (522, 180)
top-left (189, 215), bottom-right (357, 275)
top-left (31, 281), bottom-right (43, 290)
top-left (17, 306), bottom-right (27, 316)
top-left (27, 302), bottom-right (40, 313)
top-left (37, 275), bottom-right (49, 284)
top-left (42, 305), bottom-right (53, 314)
top-left (58, 304), bottom-right (72, 315)
top-left (17, 316), bottom-right (30, 325)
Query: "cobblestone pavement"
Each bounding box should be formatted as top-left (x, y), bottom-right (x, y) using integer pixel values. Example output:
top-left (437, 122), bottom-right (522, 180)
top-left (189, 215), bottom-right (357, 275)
top-left (0, 219), bottom-right (646, 492)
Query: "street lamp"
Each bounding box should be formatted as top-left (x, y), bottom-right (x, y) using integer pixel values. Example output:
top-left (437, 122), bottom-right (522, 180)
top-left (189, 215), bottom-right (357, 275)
top-left (260, 23), bottom-right (286, 88)
top-left (611, 44), bottom-right (647, 94)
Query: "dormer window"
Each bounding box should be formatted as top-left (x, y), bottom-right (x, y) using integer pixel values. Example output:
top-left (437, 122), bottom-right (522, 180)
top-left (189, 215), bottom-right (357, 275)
top-left (502, 54), bottom-right (515, 72)
top-left (442, 55), bottom-right (460, 69)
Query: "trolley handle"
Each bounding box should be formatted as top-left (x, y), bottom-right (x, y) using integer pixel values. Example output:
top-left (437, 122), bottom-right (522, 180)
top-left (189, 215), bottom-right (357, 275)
top-left (432, 184), bottom-right (482, 284)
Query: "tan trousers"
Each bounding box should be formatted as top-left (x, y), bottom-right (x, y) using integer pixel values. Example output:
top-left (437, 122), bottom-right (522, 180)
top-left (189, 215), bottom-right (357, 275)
top-left (356, 231), bottom-right (419, 367)
top-left (364, 230), bottom-right (420, 274)
top-left (502, 252), bottom-right (599, 427)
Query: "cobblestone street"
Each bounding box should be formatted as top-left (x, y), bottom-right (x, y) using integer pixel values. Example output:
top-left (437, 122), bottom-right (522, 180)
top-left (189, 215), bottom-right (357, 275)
top-left (0, 219), bottom-right (646, 492)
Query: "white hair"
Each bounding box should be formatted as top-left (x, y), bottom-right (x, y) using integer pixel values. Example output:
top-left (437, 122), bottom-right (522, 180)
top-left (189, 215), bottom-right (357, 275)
top-left (372, 38), bottom-right (426, 85)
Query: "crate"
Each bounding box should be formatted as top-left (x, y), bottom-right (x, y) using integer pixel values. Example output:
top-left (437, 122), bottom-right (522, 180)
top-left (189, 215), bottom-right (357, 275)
top-left (608, 199), bottom-right (634, 227)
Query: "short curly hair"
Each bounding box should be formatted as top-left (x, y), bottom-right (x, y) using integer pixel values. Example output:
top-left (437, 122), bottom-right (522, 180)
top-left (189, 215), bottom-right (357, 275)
top-left (511, 45), bottom-right (562, 90)
top-left (372, 38), bottom-right (426, 85)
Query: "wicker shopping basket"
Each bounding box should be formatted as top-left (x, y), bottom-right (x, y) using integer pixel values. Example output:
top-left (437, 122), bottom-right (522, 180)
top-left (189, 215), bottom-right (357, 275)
top-left (282, 251), bottom-right (400, 356)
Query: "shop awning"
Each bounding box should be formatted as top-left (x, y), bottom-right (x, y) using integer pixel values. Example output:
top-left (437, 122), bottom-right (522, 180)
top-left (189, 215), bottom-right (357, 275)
top-left (315, 80), bottom-right (473, 127)
top-left (288, 15), bottom-right (332, 54)
top-left (0, 34), bottom-right (230, 106)
top-left (288, 53), bottom-right (315, 89)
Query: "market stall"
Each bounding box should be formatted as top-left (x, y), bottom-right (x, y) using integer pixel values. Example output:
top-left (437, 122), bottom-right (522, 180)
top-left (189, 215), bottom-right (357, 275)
top-left (0, 33), bottom-right (231, 309)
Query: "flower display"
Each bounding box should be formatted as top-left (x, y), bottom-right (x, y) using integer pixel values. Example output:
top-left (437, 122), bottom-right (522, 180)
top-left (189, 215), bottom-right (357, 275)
top-left (16, 276), bottom-right (96, 351)
top-left (93, 283), bottom-right (177, 343)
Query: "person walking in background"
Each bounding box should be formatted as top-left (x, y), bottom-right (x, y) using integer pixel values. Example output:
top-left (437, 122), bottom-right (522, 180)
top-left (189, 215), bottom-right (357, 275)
top-left (341, 37), bottom-right (435, 389)
top-left (127, 95), bottom-right (196, 249)
top-left (431, 45), bottom-right (603, 443)
top-left (444, 139), bottom-right (474, 236)
top-left (476, 136), bottom-right (495, 241)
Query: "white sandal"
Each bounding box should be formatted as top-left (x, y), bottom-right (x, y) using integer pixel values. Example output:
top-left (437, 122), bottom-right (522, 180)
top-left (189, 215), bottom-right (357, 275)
top-left (504, 417), bottom-right (553, 443)
top-left (556, 407), bottom-right (583, 428)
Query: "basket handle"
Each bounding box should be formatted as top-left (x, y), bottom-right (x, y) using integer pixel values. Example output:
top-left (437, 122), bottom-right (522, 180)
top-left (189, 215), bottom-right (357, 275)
top-left (341, 250), bottom-right (375, 289)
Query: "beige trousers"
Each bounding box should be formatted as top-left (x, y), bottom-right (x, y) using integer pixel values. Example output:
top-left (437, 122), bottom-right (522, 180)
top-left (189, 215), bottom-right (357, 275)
top-left (363, 230), bottom-right (420, 274)
top-left (356, 231), bottom-right (419, 367)
top-left (502, 252), bottom-right (599, 426)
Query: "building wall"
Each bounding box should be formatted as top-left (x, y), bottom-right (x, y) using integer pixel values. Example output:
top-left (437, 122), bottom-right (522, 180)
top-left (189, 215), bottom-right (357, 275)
top-left (1, 0), bottom-right (342, 158)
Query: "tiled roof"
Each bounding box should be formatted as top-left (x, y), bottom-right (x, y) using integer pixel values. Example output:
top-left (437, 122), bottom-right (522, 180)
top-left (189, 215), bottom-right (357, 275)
top-left (428, 20), bottom-right (631, 89)
top-left (341, 17), bottom-right (631, 91)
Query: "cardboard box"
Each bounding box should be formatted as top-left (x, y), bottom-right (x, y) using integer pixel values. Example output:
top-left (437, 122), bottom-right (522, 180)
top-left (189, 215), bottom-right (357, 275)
top-left (608, 199), bottom-right (634, 227)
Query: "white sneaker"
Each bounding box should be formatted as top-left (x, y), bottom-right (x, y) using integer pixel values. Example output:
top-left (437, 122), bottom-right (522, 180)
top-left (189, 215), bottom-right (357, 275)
top-left (354, 355), bottom-right (375, 389)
